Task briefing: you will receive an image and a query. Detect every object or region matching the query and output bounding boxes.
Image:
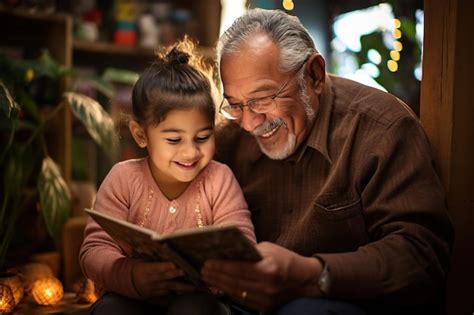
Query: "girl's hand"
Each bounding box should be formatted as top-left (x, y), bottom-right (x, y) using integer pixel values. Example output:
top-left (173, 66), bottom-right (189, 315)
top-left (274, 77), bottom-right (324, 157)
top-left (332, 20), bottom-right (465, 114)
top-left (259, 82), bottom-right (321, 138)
top-left (132, 261), bottom-right (196, 298)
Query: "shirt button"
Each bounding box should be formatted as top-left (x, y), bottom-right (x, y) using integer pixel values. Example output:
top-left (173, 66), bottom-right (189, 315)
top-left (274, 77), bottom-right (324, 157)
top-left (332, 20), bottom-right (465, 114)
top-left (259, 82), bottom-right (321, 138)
top-left (169, 206), bottom-right (177, 214)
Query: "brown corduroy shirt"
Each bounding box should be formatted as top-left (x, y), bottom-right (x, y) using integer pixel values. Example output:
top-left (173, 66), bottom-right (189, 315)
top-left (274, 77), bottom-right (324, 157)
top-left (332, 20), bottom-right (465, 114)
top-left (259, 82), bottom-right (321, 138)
top-left (215, 74), bottom-right (453, 307)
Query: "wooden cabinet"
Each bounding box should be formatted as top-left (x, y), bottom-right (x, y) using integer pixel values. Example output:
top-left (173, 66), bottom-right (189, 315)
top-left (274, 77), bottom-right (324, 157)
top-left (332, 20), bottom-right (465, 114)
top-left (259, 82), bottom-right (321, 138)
top-left (0, 7), bottom-right (73, 181)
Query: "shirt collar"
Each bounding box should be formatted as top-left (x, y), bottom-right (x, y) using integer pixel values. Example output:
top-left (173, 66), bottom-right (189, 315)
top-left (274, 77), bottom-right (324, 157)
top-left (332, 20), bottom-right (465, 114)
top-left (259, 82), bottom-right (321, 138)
top-left (289, 74), bottom-right (334, 164)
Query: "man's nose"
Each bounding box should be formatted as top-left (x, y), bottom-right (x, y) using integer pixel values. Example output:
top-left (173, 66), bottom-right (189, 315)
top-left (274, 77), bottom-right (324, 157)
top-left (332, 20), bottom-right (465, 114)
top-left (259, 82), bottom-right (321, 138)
top-left (240, 108), bottom-right (266, 132)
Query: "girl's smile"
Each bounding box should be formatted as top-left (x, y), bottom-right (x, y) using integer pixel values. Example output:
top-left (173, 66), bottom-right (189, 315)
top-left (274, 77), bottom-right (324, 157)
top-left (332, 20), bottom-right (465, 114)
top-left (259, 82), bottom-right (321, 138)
top-left (142, 108), bottom-right (215, 199)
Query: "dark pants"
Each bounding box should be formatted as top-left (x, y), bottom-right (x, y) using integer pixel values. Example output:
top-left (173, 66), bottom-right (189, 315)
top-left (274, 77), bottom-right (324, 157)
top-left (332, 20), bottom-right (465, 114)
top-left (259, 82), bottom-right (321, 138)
top-left (91, 293), bottom-right (365, 315)
top-left (90, 292), bottom-right (230, 315)
top-left (273, 298), bottom-right (366, 315)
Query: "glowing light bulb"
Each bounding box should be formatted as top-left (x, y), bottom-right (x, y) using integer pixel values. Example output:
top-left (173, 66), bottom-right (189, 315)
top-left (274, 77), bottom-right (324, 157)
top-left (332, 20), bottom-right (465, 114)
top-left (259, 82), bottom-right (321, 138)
top-left (393, 41), bottom-right (403, 52)
top-left (394, 18), bottom-right (401, 29)
top-left (0, 284), bottom-right (14, 313)
top-left (393, 29), bottom-right (402, 39)
top-left (390, 50), bottom-right (400, 61)
top-left (387, 60), bottom-right (398, 72)
top-left (31, 277), bottom-right (64, 306)
top-left (283, 0), bottom-right (294, 11)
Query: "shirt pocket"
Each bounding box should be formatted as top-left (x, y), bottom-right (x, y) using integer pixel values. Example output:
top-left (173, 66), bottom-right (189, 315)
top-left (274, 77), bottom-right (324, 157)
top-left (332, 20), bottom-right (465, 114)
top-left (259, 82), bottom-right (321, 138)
top-left (313, 194), bottom-right (370, 252)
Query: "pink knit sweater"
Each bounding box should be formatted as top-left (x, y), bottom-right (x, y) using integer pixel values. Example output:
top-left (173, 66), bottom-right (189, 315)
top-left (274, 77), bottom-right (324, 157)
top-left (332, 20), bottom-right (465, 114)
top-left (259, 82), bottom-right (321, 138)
top-left (79, 158), bottom-right (255, 299)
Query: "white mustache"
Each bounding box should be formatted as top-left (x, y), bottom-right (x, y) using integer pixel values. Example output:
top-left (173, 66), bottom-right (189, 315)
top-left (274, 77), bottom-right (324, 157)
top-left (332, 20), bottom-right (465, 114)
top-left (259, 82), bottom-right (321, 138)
top-left (251, 118), bottom-right (287, 136)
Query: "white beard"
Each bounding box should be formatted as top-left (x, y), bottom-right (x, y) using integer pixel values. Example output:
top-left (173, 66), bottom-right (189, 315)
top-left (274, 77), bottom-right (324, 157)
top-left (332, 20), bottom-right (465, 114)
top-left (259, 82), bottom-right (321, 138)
top-left (256, 85), bottom-right (314, 160)
top-left (257, 130), bottom-right (296, 160)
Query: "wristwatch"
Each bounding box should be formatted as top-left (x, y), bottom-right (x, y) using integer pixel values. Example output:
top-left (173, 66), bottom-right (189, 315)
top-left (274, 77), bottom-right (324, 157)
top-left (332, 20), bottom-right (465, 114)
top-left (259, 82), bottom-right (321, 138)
top-left (317, 258), bottom-right (331, 295)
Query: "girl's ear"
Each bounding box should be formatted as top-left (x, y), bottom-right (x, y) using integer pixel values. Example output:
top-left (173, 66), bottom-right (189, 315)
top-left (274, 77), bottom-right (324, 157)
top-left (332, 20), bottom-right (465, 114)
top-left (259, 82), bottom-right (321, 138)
top-left (129, 120), bottom-right (147, 148)
top-left (305, 53), bottom-right (326, 95)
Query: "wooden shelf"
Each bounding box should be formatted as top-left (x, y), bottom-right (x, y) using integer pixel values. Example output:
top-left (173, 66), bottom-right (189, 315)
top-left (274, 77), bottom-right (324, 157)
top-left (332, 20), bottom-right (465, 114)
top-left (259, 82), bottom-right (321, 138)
top-left (73, 40), bottom-right (216, 71)
top-left (73, 40), bottom-right (155, 58)
top-left (0, 6), bottom-right (69, 23)
top-left (74, 39), bottom-right (216, 60)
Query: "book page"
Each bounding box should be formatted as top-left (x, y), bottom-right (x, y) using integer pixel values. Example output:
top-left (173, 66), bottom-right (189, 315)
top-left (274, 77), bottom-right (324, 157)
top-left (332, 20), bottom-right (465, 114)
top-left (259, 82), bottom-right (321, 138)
top-left (164, 226), bottom-right (261, 269)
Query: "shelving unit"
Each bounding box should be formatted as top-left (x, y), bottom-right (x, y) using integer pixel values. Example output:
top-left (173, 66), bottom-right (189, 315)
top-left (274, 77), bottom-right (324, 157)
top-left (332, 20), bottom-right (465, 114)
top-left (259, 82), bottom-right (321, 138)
top-left (1, 1), bottom-right (221, 182)
top-left (0, 7), bottom-right (73, 181)
top-left (73, 39), bottom-right (155, 71)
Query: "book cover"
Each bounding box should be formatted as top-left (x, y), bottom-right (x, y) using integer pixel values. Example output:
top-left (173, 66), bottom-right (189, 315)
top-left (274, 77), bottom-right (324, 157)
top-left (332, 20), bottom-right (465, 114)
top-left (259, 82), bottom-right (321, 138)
top-left (84, 208), bottom-right (261, 290)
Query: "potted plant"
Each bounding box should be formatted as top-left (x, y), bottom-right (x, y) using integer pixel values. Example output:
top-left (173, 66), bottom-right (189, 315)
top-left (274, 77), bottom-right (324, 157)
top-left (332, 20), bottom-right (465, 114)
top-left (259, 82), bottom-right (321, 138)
top-left (0, 50), bottom-right (118, 271)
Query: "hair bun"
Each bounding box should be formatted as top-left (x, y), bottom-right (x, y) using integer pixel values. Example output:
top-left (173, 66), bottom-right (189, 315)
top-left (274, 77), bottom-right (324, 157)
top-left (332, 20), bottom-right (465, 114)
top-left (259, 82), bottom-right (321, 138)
top-left (166, 47), bottom-right (190, 65)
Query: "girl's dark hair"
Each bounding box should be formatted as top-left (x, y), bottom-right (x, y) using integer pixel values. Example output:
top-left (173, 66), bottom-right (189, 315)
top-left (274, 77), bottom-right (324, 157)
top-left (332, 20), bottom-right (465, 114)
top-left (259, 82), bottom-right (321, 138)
top-left (131, 37), bottom-right (216, 127)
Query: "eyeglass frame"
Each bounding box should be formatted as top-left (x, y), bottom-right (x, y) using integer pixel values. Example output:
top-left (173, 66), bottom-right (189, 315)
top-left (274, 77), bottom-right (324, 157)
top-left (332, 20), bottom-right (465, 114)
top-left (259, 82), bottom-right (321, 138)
top-left (218, 59), bottom-right (308, 120)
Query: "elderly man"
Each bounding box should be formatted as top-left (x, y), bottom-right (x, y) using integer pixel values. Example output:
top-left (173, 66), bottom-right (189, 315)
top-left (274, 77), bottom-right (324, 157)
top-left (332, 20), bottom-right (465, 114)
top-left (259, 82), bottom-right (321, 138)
top-left (201, 8), bottom-right (453, 315)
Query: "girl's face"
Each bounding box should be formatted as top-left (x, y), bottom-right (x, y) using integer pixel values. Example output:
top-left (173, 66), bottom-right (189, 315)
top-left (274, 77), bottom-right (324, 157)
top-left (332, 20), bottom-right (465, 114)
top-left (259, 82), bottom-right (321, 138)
top-left (143, 108), bottom-right (215, 196)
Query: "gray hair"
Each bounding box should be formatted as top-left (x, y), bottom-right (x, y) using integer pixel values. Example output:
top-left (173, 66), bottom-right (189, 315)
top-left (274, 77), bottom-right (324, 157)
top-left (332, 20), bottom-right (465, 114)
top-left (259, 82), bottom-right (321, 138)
top-left (217, 8), bottom-right (318, 73)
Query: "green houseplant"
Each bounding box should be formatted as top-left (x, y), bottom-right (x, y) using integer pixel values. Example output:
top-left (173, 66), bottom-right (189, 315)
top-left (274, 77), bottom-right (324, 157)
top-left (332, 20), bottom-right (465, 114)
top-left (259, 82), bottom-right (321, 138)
top-left (0, 50), bottom-right (119, 270)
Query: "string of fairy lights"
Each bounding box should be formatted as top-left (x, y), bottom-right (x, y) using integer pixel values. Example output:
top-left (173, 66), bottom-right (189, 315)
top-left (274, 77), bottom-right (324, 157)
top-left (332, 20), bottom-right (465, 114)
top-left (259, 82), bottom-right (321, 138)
top-left (387, 18), bottom-right (403, 72)
top-left (281, 1), bottom-right (403, 74)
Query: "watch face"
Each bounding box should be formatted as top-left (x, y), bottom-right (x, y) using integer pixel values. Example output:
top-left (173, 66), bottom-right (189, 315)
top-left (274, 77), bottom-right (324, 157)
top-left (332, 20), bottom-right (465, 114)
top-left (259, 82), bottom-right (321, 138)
top-left (318, 263), bottom-right (331, 294)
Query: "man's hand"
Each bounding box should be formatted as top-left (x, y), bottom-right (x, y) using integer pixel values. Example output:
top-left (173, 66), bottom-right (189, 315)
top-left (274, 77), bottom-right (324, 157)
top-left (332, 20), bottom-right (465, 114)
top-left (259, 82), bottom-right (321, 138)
top-left (201, 242), bottom-right (324, 311)
top-left (132, 261), bottom-right (196, 298)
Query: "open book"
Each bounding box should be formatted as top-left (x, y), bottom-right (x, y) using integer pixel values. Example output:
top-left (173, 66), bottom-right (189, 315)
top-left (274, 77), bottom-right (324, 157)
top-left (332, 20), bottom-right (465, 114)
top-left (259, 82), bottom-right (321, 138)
top-left (85, 208), bottom-right (261, 291)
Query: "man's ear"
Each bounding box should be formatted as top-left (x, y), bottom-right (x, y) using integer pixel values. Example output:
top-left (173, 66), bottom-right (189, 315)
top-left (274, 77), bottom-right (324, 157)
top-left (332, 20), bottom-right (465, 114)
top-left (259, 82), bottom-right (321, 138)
top-left (129, 120), bottom-right (147, 148)
top-left (306, 53), bottom-right (326, 95)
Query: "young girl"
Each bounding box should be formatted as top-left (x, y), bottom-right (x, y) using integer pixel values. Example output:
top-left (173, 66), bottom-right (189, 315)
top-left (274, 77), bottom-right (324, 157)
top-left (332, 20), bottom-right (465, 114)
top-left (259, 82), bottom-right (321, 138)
top-left (79, 39), bottom-right (256, 315)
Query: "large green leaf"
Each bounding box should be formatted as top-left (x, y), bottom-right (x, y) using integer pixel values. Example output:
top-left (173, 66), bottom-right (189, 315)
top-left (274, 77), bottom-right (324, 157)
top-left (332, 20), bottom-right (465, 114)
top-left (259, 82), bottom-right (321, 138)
top-left (63, 92), bottom-right (119, 160)
top-left (37, 157), bottom-right (71, 240)
top-left (0, 80), bottom-right (20, 117)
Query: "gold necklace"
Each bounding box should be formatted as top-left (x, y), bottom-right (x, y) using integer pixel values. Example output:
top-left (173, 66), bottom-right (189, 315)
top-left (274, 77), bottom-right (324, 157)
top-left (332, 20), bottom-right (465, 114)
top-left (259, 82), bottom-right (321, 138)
top-left (139, 179), bottom-right (205, 229)
top-left (194, 179), bottom-right (204, 228)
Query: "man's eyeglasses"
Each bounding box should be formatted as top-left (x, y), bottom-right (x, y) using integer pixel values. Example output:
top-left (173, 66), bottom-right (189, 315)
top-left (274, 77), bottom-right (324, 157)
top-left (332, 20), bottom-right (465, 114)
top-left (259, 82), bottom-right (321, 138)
top-left (218, 61), bottom-right (307, 120)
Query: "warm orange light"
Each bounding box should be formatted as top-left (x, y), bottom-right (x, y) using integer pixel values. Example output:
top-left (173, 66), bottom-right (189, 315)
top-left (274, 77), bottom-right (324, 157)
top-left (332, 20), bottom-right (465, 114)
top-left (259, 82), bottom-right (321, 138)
top-left (282, 0), bottom-right (294, 11)
top-left (393, 29), bottom-right (402, 39)
top-left (390, 50), bottom-right (400, 61)
top-left (393, 41), bottom-right (403, 52)
top-left (0, 284), bottom-right (15, 313)
top-left (387, 60), bottom-right (398, 72)
top-left (394, 18), bottom-right (401, 28)
top-left (0, 275), bottom-right (23, 307)
top-left (31, 277), bottom-right (64, 306)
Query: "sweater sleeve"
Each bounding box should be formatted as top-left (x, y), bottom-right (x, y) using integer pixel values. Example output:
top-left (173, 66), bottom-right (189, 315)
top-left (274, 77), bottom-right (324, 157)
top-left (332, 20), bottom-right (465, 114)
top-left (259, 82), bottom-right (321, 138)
top-left (208, 162), bottom-right (257, 244)
top-left (79, 163), bottom-right (142, 299)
